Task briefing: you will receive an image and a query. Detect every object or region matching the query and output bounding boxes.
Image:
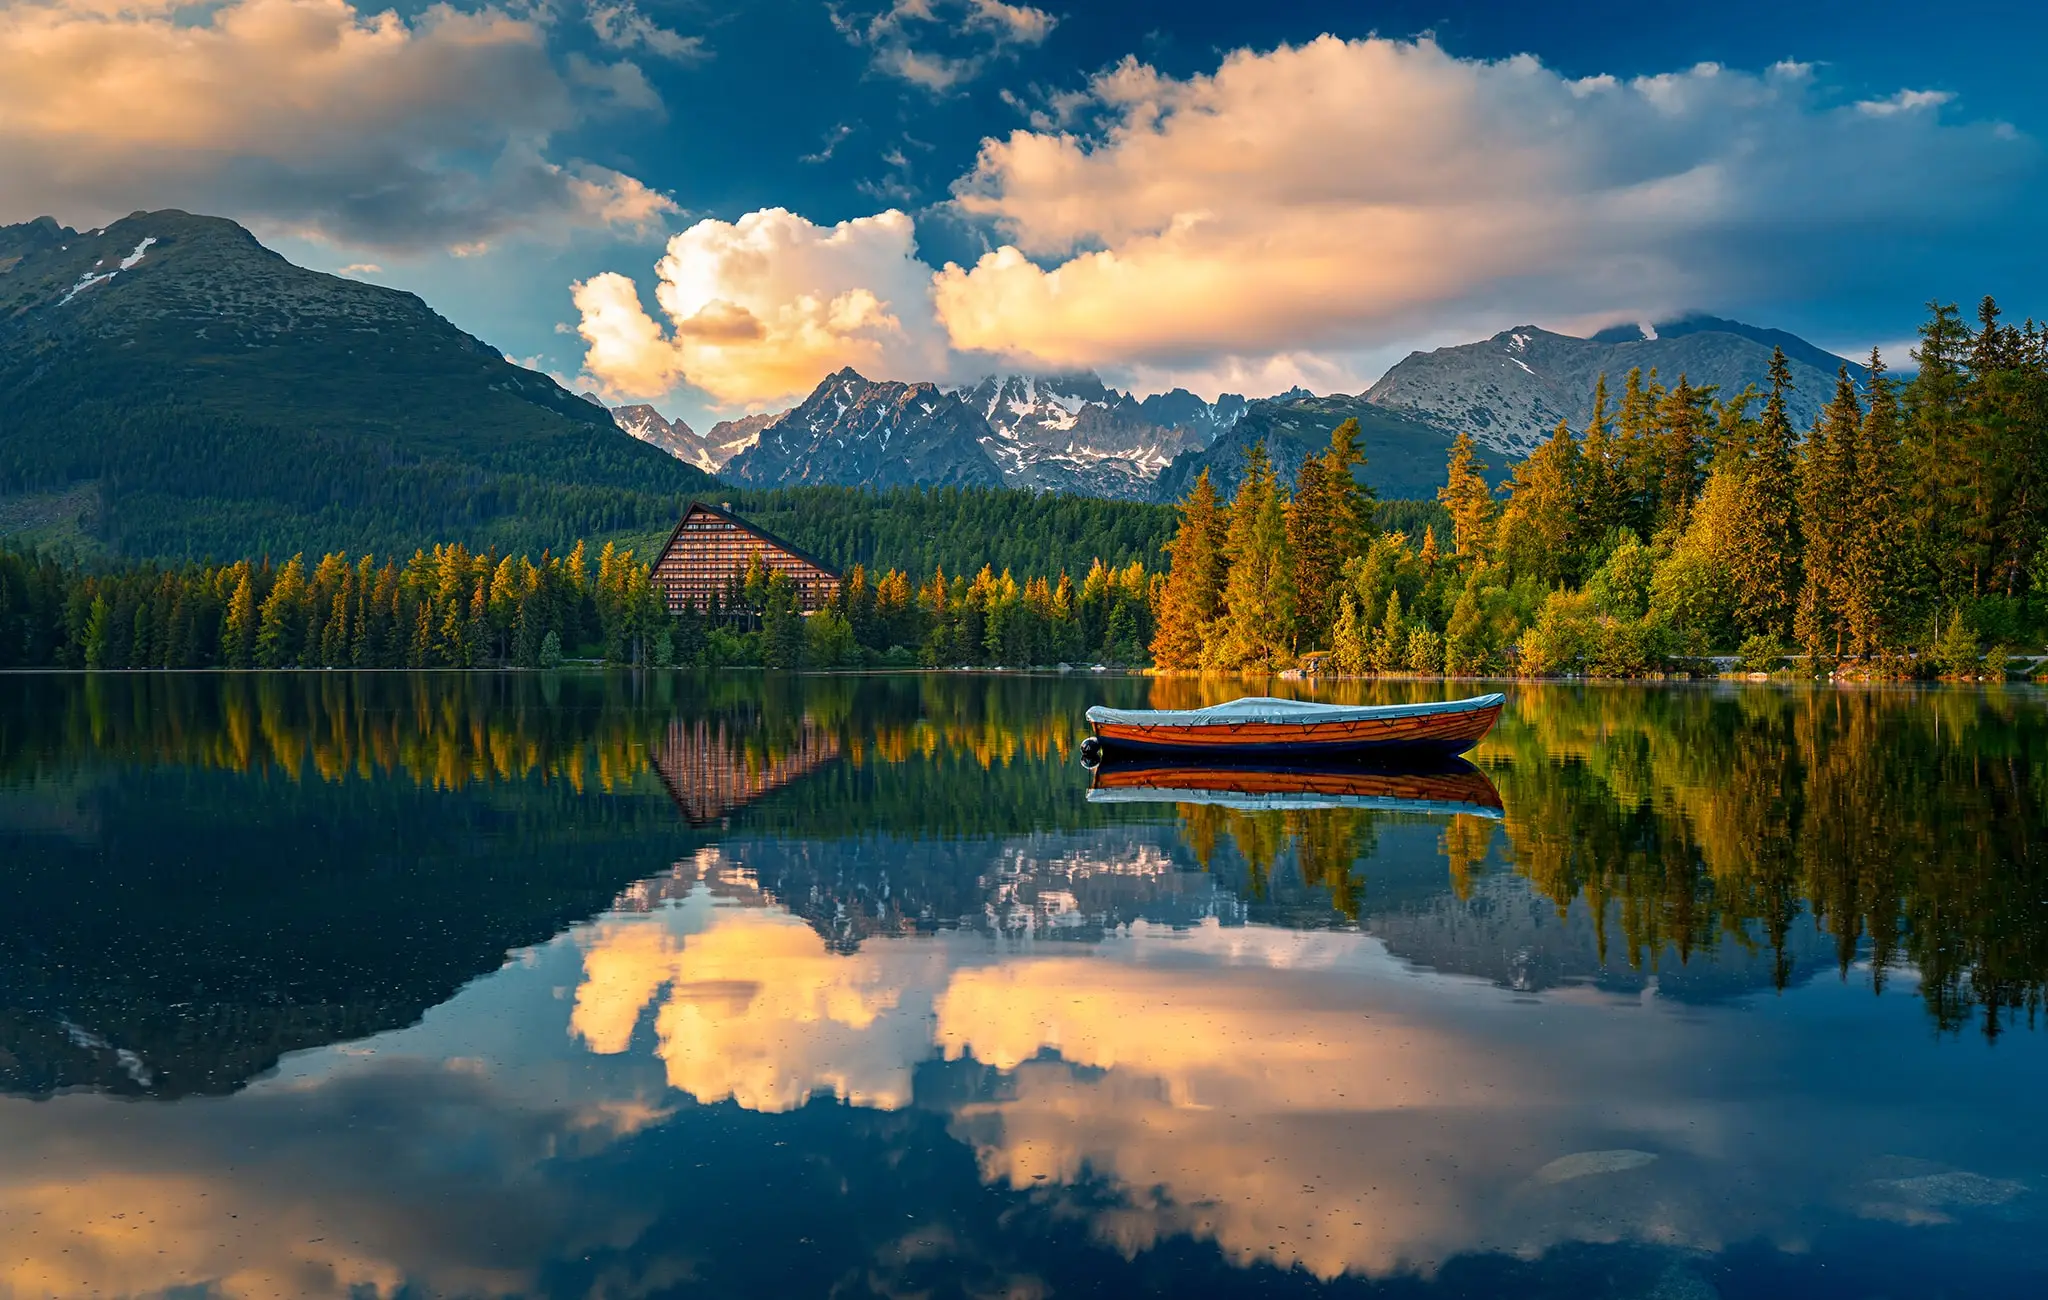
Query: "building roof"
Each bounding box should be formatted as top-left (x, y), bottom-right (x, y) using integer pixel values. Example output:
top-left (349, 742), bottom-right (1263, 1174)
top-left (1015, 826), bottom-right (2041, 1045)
top-left (657, 499), bottom-right (842, 580)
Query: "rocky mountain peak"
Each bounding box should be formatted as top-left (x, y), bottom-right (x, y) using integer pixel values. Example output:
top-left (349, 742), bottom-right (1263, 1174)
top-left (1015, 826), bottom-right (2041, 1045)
top-left (1366, 316), bottom-right (1869, 456)
top-left (725, 369), bottom-right (1004, 489)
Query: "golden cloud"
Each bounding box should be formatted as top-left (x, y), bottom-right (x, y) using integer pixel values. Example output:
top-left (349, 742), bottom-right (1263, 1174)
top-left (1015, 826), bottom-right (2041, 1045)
top-left (0, 0), bottom-right (675, 249)
top-left (572, 207), bottom-right (956, 407)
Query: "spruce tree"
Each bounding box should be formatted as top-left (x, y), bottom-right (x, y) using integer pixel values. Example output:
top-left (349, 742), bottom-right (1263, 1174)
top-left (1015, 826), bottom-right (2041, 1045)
top-left (223, 568), bottom-right (258, 668)
top-left (255, 555), bottom-right (307, 668)
top-left (1615, 367), bottom-right (1662, 533)
top-left (1579, 374), bottom-right (1620, 542)
top-left (1211, 442), bottom-right (1295, 669)
top-left (1496, 419), bottom-right (1582, 586)
top-left (1653, 375), bottom-right (1707, 531)
top-left (1322, 416), bottom-right (1374, 552)
top-left (1905, 301), bottom-right (1972, 608)
top-left (1437, 432), bottom-right (1497, 562)
top-left (1793, 370), bottom-right (1862, 661)
top-left (1287, 449), bottom-right (1334, 644)
top-left (1730, 348), bottom-right (1802, 638)
top-left (1154, 470), bottom-right (1229, 668)
top-left (1842, 351), bottom-right (1906, 659)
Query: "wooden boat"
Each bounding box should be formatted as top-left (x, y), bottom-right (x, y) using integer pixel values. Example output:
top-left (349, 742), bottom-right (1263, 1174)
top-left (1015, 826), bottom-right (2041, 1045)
top-left (1087, 758), bottom-right (1502, 818)
top-left (1082, 693), bottom-right (1505, 761)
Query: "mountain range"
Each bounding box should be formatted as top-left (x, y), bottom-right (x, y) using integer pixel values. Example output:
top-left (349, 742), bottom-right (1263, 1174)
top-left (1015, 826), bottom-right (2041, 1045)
top-left (1366, 316), bottom-right (1873, 457)
top-left (614, 318), bottom-right (1868, 503)
top-left (604, 401), bottom-right (774, 475)
top-left (0, 209), bottom-right (709, 559)
top-left (0, 207), bottom-right (1876, 561)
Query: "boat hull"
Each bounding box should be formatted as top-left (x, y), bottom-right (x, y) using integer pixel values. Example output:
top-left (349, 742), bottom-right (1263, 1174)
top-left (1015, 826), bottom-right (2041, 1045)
top-left (1088, 758), bottom-right (1503, 817)
top-left (1087, 695), bottom-right (1504, 759)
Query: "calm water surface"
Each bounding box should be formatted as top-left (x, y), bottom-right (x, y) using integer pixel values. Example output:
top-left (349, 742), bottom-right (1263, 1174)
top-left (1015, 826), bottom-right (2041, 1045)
top-left (1, 672), bottom-right (2044, 1299)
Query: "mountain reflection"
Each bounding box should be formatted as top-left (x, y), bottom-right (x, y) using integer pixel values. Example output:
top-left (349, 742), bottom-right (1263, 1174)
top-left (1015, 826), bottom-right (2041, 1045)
top-left (2, 672), bottom-right (2046, 1297)
top-left (3, 673), bottom-right (2044, 1047)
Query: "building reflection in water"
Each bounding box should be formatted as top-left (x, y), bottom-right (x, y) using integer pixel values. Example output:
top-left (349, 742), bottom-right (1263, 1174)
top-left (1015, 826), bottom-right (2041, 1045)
top-left (648, 716), bottom-right (842, 826)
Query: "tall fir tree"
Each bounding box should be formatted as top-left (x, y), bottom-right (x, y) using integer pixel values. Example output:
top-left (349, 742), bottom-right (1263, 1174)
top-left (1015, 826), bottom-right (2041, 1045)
top-left (1578, 374), bottom-right (1621, 543)
top-left (1793, 370), bottom-right (1863, 660)
top-left (1905, 301), bottom-right (1972, 609)
top-left (1437, 431), bottom-right (1497, 563)
top-left (1730, 347), bottom-right (1802, 638)
top-left (1496, 419), bottom-right (1582, 586)
top-left (1653, 375), bottom-right (1708, 532)
top-left (1153, 470), bottom-right (1230, 668)
top-left (223, 567), bottom-right (258, 669)
top-left (1842, 350), bottom-right (1905, 659)
top-left (1210, 442), bottom-right (1296, 669)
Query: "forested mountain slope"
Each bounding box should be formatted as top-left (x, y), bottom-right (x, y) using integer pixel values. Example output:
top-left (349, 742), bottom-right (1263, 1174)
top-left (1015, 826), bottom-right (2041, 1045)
top-left (0, 210), bottom-right (712, 559)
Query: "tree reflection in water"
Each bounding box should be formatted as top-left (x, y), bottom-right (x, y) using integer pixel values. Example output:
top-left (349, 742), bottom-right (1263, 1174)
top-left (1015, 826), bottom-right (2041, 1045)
top-left (1, 672), bottom-right (2040, 1036)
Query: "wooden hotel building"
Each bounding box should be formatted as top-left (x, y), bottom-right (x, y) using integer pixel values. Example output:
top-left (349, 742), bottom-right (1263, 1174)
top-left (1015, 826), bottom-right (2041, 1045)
top-left (651, 501), bottom-right (841, 616)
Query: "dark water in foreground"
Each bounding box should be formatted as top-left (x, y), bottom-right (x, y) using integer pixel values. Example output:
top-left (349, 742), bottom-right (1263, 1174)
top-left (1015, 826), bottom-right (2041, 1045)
top-left (1, 671), bottom-right (2044, 1299)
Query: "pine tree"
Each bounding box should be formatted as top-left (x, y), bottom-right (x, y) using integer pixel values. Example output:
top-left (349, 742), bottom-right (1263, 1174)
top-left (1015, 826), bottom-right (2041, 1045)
top-left (1841, 350), bottom-right (1906, 660)
top-left (1793, 370), bottom-right (1862, 661)
top-left (1370, 589), bottom-right (1406, 673)
top-left (1328, 593), bottom-right (1368, 674)
top-left (1285, 418), bottom-right (1374, 648)
top-left (1905, 301), bottom-right (1972, 609)
top-left (1730, 348), bottom-right (1802, 638)
top-left (1321, 416), bottom-right (1373, 554)
top-left (1210, 442), bottom-right (1295, 669)
top-left (1496, 419), bottom-right (1582, 586)
top-left (255, 555), bottom-right (307, 668)
top-left (1614, 366), bottom-right (1662, 533)
top-left (1579, 374), bottom-right (1620, 541)
top-left (1153, 469), bottom-right (1230, 668)
top-left (1437, 432), bottom-right (1497, 563)
top-left (1653, 375), bottom-right (1708, 531)
top-left (224, 567), bottom-right (258, 668)
top-left (82, 592), bottom-right (112, 669)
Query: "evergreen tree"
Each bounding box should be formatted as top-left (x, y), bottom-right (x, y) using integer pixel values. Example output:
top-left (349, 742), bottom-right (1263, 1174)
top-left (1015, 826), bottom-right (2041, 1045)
top-left (223, 568), bottom-right (258, 668)
top-left (1614, 366), bottom-right (1663, 533)
top-left (1793, 370), bottom-right (1863, 661)
top-left (255, 555), bottom-right (307, 668)
top-left (1153, 469), bottom-right (1230, 668)
top-left (1579, 374), bottom-right (1621, 541)
top-left (1905, 301), bottom-right (1972, 608)
top-left (1841, 350), bottom-right (1905, 659)
top-left (1437, 431), bottom-right (1497, 563)
top-left (1287, 419), bottom-right (1371, 645)
top-left (1730, 348), bottom-right (1802, 638)
top-left (1496, 419), bottom-right (1582, 586)
top-left (1210, 442), bottom-right (1295, 669)
top-left (1653, 375), bottom-right (1708, 531)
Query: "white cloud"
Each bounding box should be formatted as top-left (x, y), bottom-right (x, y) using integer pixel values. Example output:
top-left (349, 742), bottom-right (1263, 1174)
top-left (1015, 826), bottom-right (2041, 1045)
top-left (568, 34), bottom-right (2031, 407)
top-left (1856, 87), bottom-right (1954, 116)
top-left (802, 123), bottom-right (855, 164)
top-left (930, 36), bottom-right (2032, 374)
top-left (586, 0), bottom-right (706, 63)
top-left (835, 0), bottom-right (1055, 91)
top-left (572, 207), bottom-right (956, 407)
top-left (0, 0), bottom-right (677, 252)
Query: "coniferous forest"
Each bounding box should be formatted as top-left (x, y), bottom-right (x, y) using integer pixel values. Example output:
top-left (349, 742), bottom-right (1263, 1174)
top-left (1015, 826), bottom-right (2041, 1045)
top-left (1153, 299), bottom-right (2047, 677)
top-left (1, 300), bottom-right (2040, 677)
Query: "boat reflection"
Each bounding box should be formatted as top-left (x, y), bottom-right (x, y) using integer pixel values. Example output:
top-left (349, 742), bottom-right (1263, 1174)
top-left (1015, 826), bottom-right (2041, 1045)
top-left (1087, 756), bottom-right (1504, 819)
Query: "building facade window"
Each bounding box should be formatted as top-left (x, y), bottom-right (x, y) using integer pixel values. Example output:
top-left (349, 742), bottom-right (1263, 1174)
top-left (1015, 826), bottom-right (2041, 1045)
top-left (652, 503), bottom-right (841, 616)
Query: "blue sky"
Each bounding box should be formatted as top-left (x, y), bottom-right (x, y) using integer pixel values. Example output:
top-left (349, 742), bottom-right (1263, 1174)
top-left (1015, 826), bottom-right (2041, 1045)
top-left (1, 0), bottom-right (2040, 431)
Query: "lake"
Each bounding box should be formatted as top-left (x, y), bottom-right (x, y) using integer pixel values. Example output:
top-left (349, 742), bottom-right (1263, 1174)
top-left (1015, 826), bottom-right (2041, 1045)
top-left (1, 671), bottom-right (2043, 1299)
